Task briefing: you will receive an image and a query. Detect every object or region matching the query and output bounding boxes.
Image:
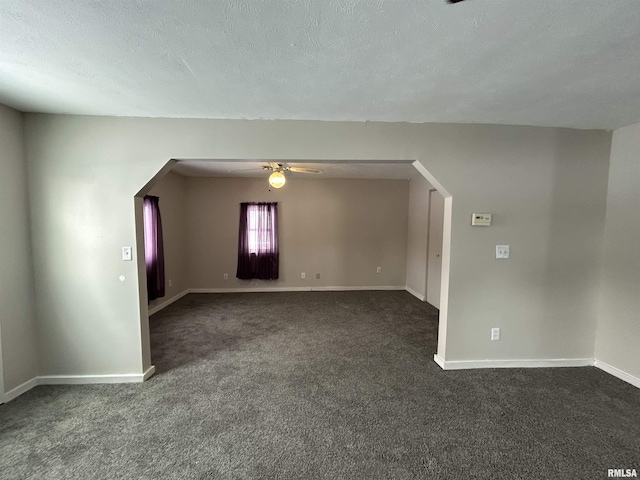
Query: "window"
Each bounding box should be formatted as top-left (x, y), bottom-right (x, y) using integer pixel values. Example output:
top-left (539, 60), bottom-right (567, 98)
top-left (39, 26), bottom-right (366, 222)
top-left (247, 205), bottom-right (274, 253)
top-left (237, 202), bottom-right (279, 280)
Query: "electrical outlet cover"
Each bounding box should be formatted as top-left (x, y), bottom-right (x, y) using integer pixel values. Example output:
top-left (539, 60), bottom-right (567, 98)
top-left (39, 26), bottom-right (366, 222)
top-left (496, 245), bottom-right (510, 259)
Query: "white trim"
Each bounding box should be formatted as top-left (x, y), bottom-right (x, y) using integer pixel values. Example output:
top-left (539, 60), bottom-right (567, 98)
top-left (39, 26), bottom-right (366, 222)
top-left (433, 356), bottom-right (594, 370)
top-left (148, 290), bottom-right (189, 316)
top-left (0, 319), bottom-right (4, 403)
top-left (189, 286), bottom-right (406, 294)
top-left (4, 359), bottom-right (639, 405)
top-left (142, 365), bottom-right (156, 381)
top-left (4, 366), bottom-right (156, 402)
top-left (594, 359), bottom-right (640, 389)
top-left (39, 368), bottom-right (155, 385)
top-left (405, 286), bottom-right (426, 301)
top-left (4, 377), bottom-right (38, 403)
top-left (149, 289), bottom-right (189, 316)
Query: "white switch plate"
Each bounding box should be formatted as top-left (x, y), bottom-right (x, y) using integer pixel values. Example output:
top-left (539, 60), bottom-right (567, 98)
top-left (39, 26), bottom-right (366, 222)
top-left (491, 328), bottom-right (500, 341)
top-left (496, 245), bottom-right (510, 259)
top-left (122, 246), bottom-right (132, 261)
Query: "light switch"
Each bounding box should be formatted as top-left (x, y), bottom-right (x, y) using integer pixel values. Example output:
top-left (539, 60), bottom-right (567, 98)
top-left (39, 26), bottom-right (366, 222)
top-left (496, 245), bottom-right (510, 259)
top-left (122, 246), bottom-right (132, 261)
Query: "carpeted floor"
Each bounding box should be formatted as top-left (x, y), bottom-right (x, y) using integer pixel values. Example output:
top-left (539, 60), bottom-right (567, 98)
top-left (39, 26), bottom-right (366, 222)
top-left (1, 291), bottom-right (639, 479)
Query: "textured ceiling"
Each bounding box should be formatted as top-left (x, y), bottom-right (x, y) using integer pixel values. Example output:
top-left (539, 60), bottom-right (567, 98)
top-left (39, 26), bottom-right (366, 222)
top-left (172, 161), bottom-right (420, 180)
top-left (1, 1), bottom-right (640, 129)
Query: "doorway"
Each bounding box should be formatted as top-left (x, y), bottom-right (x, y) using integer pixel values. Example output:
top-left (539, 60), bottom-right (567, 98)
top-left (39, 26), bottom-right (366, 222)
top-left (135, 158), bottom-right (454, 373)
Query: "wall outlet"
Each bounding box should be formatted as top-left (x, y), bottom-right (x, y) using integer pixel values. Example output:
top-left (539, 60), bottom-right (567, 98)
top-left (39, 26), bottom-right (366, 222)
top-left (301, 272), bottom-right (306, 279)
top-left (316, 273), bottom-right (320, 279)
top-left (168, 279), bottom-right (172, 287)
top-left (376, 266), bottom-right (382, 274)
top-left (496, 245), bottom-right (510, 259)
top-left (223, 273), bottom-right (228, 280)
top-left (491, 328), bottom-right (500, 341)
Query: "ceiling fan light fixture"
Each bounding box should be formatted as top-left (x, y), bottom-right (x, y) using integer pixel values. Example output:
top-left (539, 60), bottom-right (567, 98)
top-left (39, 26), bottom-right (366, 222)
top-left (268, 171), bottom-right (286, 189)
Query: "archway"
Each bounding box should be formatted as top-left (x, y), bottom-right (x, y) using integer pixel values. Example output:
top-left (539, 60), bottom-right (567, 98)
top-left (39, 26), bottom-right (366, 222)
top-left (135, 158), bottom-right (452, 376)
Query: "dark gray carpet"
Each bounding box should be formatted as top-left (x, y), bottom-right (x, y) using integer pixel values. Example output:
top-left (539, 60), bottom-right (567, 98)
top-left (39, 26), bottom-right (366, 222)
top-left (1, 291), bottom-right (639, 479)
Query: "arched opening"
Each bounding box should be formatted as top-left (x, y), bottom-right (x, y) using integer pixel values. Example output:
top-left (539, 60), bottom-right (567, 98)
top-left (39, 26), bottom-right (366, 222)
top-left (135, 158), bottom-right (452, 376)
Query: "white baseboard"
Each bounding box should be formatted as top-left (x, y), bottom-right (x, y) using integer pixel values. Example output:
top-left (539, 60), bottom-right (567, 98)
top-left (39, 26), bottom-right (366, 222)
top-left (3, 366), bottom-right (156, 403)
top-left (39, 366), bottom-right (156, 385)
top-left (433, 354), bottom-right (445, 369)
top-left (433, 355), bottom-right (640, 390)
top-left (594, 359), bottom-right (640, 389)
top-left (433, 355), bottom-right (594, 370)
top-left (149, 286), bottom-right (413, 315)
top-left (143, 365), bottom-right (156, 381)
top-left (4, 377), bottom-right (39, 403)
top-left (405, 286), bottom-right (426, 301)
top-left (189, 286), bottom-right (406, 294)
top-left (148, 290), bottom-right (189, 316)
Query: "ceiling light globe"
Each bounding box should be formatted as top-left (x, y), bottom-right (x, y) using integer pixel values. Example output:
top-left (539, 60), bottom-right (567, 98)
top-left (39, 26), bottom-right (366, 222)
top-left (269, 171), bottom-right (286, 188)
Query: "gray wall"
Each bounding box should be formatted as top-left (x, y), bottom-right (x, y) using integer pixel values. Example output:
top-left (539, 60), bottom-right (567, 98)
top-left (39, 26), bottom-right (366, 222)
top-left (23, 115), bottom-right (611, 376)
top-left (405, 175), bottom-right (432, 299)
top-left (0, 105), bottom-right (38, 393)
top-left (148, 172), bottom-right (188, 309)
top-left (442, 129), bottom-right (610, 361)
top-left (185, 177), bottom-right (409, 290)
top-left (595, 122), bottom-right (640, 379)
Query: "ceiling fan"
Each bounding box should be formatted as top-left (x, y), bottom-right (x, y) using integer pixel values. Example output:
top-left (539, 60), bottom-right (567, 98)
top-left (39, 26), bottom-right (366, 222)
top-left (264, 162), bottom-right (323, 188)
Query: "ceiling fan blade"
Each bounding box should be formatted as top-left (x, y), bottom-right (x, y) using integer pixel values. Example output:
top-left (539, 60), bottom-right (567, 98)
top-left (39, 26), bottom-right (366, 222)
top-left (228, 167), bottom-right (266, 173)
top-left (287, 167), bottom-right (323, 174)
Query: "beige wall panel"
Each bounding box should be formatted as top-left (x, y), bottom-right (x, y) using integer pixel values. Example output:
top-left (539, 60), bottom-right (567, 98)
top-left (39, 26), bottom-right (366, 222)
top-left (596, 122), bottom-right (640, 380)
top-left (186, 177), bottom-right (409, 289)
top-left (405, 176), bottom-right (432, 299)
top-left (0, 105), bottom-right (38, 392)
top-left (23, 115), bottom-right (611, 375)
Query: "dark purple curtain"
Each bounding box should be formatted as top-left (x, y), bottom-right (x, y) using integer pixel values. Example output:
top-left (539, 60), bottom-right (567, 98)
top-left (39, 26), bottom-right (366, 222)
top-left (237, 202), bottom-right (279, 280)
top-left (143, 195), bottom-right (165, 301)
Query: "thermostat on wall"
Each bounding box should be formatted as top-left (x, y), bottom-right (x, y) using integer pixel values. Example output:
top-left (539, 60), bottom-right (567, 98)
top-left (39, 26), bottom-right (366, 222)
top-left (471, 213), bottom-right (492, 226)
